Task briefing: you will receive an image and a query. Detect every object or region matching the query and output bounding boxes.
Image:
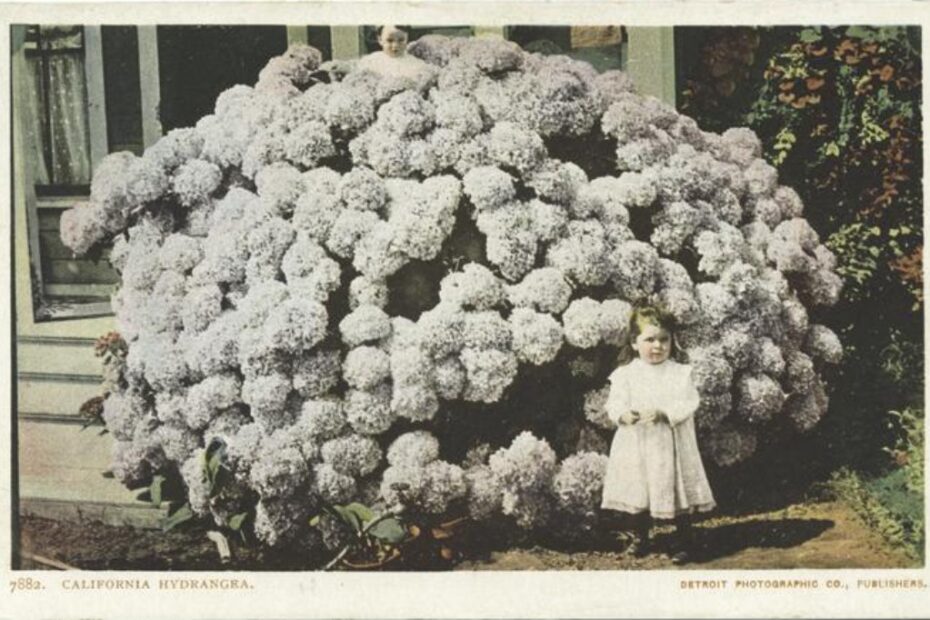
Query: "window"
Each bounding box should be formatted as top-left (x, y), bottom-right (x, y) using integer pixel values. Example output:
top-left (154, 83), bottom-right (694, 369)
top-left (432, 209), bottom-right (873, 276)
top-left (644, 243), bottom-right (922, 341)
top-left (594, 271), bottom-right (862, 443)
top-left (22, 25), bottom-right (93, 191)
top-left (507, 26), bottom-right (627, 72)
top-left (16, 25), bottom-right (118, 321)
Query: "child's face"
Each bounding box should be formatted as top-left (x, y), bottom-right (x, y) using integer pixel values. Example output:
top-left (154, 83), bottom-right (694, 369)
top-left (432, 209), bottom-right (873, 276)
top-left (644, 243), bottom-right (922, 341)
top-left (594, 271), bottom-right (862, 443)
top-left (379, 26), bottom-right (408, 58)
top-left (634, 324), bottom-right (672, 365)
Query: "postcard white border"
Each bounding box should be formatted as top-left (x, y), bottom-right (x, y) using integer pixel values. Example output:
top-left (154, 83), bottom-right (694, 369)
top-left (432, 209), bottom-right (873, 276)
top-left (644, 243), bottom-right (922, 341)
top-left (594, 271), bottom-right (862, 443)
top-left (1, 1), bottom-right (928, 618)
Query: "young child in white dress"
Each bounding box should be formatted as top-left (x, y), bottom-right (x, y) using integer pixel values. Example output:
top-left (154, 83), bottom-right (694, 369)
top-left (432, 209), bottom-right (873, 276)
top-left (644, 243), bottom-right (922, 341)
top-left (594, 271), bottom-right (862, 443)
top-left (355, 25), bottom-right (435, 87)
top-left (600, 306), bottom-right (715, 563)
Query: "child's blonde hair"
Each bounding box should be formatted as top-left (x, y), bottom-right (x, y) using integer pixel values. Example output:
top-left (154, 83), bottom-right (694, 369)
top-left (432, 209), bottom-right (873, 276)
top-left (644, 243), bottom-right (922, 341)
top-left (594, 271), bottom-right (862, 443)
top-left (616, 304), bottom-right (679, 365)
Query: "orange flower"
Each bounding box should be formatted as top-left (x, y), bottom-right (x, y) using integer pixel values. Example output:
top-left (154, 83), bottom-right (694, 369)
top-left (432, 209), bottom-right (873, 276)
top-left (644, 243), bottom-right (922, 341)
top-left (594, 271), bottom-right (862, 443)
top-left (892, 450), bottom-right (910, 467)
top-left (878, 65), bottom-right (895, 81)
top-left (805, 76), bottom-right (826, 90)
top-left (809, 43), bottom-right (829, 57)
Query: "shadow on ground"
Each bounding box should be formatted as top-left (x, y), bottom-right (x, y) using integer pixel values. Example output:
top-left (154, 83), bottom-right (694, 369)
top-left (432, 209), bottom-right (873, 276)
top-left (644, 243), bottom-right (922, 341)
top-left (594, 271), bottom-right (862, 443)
top-left (652, 518), bottom-right (835, 563)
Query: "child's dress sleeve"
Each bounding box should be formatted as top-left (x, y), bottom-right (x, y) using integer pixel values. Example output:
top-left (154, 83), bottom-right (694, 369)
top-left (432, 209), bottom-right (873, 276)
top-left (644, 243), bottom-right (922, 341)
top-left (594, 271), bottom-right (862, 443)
top-left (604, 366), bottom-right (633, 425)
top-left (664, 365), bottom-right (700, 426)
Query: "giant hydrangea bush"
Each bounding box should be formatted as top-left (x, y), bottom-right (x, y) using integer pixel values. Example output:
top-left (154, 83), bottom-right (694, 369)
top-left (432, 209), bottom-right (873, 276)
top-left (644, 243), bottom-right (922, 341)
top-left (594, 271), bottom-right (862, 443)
top-left (61, 37), bottom-right (842, 550)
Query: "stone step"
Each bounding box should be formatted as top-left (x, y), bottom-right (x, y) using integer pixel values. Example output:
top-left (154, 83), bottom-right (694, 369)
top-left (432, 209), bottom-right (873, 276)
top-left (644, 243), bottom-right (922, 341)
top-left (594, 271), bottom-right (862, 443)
top-left (17, 418), bottom-right (165, 529)
top-left (17, 374), bottom-right (103, 418)
top-left (16, 335), bottom-right (105, 419)
top-left (17, 336), bottom-right (102, 376)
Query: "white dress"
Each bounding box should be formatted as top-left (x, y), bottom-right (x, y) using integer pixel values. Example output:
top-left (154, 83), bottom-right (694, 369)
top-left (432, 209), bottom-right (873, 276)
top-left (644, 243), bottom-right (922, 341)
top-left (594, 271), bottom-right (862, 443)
top-left (355, 51), bottom-right (436, 88)
top-left (600, 358), bottom-right (716, 519)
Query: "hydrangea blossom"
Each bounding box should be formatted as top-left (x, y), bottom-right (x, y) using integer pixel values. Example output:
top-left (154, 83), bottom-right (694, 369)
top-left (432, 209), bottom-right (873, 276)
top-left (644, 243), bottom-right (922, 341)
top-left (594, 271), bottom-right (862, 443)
top-left (460, 347), bottom-right (519, 403)
top-left (339, 304), bottom-right (392, 347)
top-left (804, 324), bottom-right (843, 364)
top-left (464, 464), bottom-right (503, 521)
top-left (67, 39), bottom-right (844, 551)
top-left (172, 159), bottom-right (222, 207)
top-left (734, 374), bottom-right (786, 423)
top-left (295, 400), bottom-right (344, 447)
top-left (320, 434), bottom-right (382, 477)
top-left (312, 462), bottom-right (357, 505)
top-left (488, 432), bottom-right (557, 529)
top-left (439, 263), bottom-right (506, 310)
top-left (562, 298), bottom-right (604, 349)
top-left (345, 383), bottom-right (395, 434)
top-left (703, 422), bottom-right (758, 466)
top-left (292, 349), bottom-right (341, 398)
top-left (185, 373), bottom-right (241, 430)
top-left (551, 451), bottom-right (608, 517)
top-left (583, 385), bottom-right (613, 430)
top-left (507, 268), bottom-right (572, 314)
top-left (387, 431), bottom-right (441, 467)
top-left (434, 355), bottom-right (467, 400)
top-left (392, 381), bottom-right (441, 422)
top-left (547, 220), bottom-right (610, 287)
top-left (343, 346), bottom-right (391, 390)
top-left (510, 308), bottom-right (563, 365)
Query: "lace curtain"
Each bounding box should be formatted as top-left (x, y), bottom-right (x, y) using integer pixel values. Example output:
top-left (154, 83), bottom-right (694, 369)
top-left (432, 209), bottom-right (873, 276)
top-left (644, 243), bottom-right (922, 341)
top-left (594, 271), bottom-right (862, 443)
top-left (20, 26), bottom-right (92, 186)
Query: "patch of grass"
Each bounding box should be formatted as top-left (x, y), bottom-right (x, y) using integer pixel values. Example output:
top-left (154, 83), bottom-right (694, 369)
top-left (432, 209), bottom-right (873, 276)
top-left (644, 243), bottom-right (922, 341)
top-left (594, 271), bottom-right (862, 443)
top-left (885, 407), bottom-right (925, 494)
top-left (827, 467), bottom-right (924, 562)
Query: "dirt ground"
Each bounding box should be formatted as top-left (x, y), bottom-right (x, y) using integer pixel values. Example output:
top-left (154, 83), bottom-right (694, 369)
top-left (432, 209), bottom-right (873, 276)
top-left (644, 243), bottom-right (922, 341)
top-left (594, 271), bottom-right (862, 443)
top-left (18, 498), bottom-right (917, 571)
top-left (457, 500), bottom-right (916, 570)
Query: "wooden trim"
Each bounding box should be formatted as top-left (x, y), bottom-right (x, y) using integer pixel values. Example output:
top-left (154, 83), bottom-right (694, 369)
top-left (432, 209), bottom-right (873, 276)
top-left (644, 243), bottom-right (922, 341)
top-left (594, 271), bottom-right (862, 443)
top-left (137, 26), bottom-right (162, 148)
top-left (625, 27), bottom-right (677, 106)
top-left (35, 195), bottom-right (86, 209)
top-left (19, 497), bottom-right (166, 530)
top-left (286, 25), bottom-right (308, 46)
top-left (474, 27), bottom-right (506, 40)
top-left (330, 26), bottom-right (363, 59)
top-left (12, 24), bottom-right (41, 324)
top-left (83, 26), bottom-right (108, 170)
top-left (45, 283), bottom-right (115, 296)
top-left (19, 371), bottom-right (102, 384)
top-left (35, 299), bottom-right (113, 322)
top-left (17, 335), bottom-right (98, 346)
top-left (16, 412), bottom-right (96, 425)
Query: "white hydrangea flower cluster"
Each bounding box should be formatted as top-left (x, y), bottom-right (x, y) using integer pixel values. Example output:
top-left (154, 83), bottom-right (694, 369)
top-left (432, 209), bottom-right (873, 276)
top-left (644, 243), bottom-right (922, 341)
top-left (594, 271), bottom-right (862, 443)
top-left (380, 431), bottom-right (467, 515)
top-left (63, 38), bottom-right (843, 549)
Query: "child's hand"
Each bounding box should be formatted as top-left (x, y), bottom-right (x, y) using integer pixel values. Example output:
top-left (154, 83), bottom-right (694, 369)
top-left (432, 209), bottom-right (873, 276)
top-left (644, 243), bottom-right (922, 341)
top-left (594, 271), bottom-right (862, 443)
top-left (618, 410), bottom-right (639, 425)
top-left (638, 409), bottom-right (670, 424)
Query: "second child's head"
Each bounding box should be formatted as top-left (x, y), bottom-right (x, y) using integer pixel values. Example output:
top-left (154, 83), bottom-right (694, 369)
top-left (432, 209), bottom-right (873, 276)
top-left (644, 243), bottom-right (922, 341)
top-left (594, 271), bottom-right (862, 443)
top-left (377, 25), bottom-right (409, 58)
top-left (629, 306), bottom-right (676, 365)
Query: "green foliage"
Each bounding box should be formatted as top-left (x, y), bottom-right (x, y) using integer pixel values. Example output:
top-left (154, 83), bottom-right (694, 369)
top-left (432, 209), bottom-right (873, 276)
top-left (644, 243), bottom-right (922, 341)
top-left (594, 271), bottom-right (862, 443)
top-left (149, 474), bottom-right (165, 508)
top-left (746, 26), bottom-right (922, 303)
top-left (330, 503), bottom-right (372, 532)
top-left (825, 223), bottom-right (882, 299)
top-left (228, 512), bottom-right (249, 532)
top-left (310, 502), bottom-right (410, 569)
top-left (156, 440), bottom-right (251, 536)
top-left (161, 503), bottom-right (194, 533)
top-left (885, 407), bottom-right (925, 494)
top-left (79, 395), bottom-right (107, 432)
top-left (204, 438), bottom-right (228, 497)
top-left (879, 330), bottom-right (924, 394)
top-left (680, 26), bottom-right (922, 305)
top-left (679, 25), bottom-right (923, 478)
top-left (828, 468), bottom-right (924, 562)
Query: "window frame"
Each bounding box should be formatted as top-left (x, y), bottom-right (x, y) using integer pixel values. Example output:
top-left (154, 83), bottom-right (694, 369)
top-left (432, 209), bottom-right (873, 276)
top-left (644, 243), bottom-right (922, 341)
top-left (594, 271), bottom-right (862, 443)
top-left (17, 25), bottom-right (116, 322)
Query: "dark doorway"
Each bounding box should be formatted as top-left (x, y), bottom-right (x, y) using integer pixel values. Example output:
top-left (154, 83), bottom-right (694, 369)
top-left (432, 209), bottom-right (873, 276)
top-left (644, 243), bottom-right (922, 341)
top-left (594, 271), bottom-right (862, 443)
top-left (156, 25), bottom-right (288, 132)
